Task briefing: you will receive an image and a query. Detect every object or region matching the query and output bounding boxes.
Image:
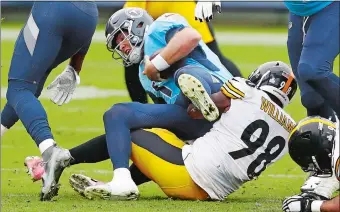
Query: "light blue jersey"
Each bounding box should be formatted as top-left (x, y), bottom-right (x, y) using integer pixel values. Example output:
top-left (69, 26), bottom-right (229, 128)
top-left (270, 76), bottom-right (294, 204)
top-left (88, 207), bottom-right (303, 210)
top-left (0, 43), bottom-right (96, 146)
top-left (139, 13), bottom-right (233, 104)
top-left (284, 1), bottom-right (333, 16)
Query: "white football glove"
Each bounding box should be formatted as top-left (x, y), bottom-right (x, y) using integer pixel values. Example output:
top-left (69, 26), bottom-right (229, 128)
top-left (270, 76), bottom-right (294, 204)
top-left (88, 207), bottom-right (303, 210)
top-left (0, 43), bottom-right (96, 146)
top-left (282, 193), bottom-right (326, 212)
top-left (195, 0), bottom-right (222, 22)
top-left (47, 65), bottom-right (80, 106)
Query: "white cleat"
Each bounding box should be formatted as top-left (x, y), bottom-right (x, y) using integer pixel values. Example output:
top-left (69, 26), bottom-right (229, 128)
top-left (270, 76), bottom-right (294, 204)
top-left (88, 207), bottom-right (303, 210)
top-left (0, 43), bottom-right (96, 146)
top-left (69, 174), bottom-right (104, 197)
top-left (178, 73), bottom-right (219, 122)
top-left (300, 175), bottom-right (321, 192)
top-left (84, 177), bottom-right (139, 201)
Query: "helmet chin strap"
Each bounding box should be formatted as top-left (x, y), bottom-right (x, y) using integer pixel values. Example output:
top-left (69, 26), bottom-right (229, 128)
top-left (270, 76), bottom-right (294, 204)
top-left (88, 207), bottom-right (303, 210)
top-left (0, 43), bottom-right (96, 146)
top-left (128, 47), bottom-right (142, 64)
top-left (127, 25), bottom-right (148, 65)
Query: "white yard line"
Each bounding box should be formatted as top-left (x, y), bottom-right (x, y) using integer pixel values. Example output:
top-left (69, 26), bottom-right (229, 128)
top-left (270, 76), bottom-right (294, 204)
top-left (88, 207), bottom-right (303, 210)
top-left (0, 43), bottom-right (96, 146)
top-left (1, 29), bottom-right (287, 46)
top-left (1, 86), bottom-right (129, 99)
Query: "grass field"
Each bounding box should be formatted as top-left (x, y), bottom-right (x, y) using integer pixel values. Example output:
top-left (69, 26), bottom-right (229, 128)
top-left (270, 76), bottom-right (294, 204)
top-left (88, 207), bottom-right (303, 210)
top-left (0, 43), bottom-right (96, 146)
top-left (1, 25), bottom-right (339, 212)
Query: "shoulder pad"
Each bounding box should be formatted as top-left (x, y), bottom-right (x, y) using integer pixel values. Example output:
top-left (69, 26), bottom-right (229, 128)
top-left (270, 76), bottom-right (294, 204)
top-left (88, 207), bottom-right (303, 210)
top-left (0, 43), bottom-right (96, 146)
top-left (221, 77), bottom-right (255, 100)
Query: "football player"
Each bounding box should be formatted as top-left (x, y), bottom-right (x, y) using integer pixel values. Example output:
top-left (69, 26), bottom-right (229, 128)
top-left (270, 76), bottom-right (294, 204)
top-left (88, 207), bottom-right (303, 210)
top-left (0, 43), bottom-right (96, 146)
top-left (196, 0), bottom-right (340, 200)
top-left (25, 7), bottom-right (233, 200)
top-left (121, 1), bottom-right (241, 104)
top-left (0, 2), bottom-right (98, 201)
top-left (26, 61), bottom-right (298, 201)
top-left (282, 117), bottom-right (340, 212)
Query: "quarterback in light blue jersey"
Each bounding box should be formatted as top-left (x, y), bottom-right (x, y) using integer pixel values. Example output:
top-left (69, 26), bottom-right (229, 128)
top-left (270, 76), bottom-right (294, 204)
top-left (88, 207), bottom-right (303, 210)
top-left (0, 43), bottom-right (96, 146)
top-left (140, 13), bottom-right (232, 104)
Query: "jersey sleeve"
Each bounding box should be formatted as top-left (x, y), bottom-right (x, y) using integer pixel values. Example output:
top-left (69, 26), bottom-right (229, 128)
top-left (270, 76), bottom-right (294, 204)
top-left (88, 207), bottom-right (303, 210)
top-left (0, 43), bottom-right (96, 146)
top-left (220, 77), bottom-right (255, 100)
top-left (144, 13), bottom-right (189, 56)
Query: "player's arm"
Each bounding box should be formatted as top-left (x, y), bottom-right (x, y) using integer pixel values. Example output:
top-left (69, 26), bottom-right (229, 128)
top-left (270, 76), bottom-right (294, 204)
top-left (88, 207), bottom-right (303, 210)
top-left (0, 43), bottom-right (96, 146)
top-left (69, 52), bottom-right (86, 75)
top-left (46, 45), bottom-right (89, 106)
top-left (144, 27), bottom-right (201, 81)
top-left (283, 193), bottom-right (340, 212)
top-left (159, 27), bottom-right (201, 65)
top-left (320, 195), bottom-right (340, 212)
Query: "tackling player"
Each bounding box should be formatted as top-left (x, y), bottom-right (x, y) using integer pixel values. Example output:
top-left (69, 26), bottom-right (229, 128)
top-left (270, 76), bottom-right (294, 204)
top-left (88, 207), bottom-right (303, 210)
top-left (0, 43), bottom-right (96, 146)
top-left (0, 2), bottom-right (98, 201)
top-left (196, 0), bottom-right (340, 200)
top-left (121, 1), bottom-right (241, 104)
top-left (282, 117), bottom-right (340, 212)
top-left (26, 61), bottom-right (298, 201)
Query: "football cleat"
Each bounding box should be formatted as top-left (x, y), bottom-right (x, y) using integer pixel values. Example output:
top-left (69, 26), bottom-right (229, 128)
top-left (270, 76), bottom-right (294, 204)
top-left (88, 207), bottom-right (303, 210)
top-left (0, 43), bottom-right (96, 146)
top-left (84, 177), bottom-right (139, 200)
top-left (69, 174), bottom-right (104, 197)
top-left (24, 156), bottom-right (45, 182)
top-left (40, 145), bottom-right (72, 201)
top-left (178, 74), bottom-right (219, 122)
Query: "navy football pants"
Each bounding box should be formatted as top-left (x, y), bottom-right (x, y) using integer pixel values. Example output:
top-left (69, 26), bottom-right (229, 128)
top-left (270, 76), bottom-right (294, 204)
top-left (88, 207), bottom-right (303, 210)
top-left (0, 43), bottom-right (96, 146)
top-left (104, 66), bottom-right (223, 169)
top-left (1, 2), bottom-right (98, 145)
top-left (287, 1), bottom-right (339, 120)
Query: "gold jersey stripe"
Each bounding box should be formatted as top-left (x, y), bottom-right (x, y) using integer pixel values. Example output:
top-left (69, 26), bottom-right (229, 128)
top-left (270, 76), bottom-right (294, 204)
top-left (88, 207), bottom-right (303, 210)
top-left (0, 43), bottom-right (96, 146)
top-left (226, 82), bottom-right (245, 98)
top-left (221, 87), bottom-right (237, 99)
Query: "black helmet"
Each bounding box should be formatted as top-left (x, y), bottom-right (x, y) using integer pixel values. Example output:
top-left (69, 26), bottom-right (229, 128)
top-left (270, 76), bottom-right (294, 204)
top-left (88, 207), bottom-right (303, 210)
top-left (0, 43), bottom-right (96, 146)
top-left (105, 7), bottom-right (154, 67)
top-left (288, 116), bottom-right (336, 177)
top-left (248, 61), bottom-right (297, 107)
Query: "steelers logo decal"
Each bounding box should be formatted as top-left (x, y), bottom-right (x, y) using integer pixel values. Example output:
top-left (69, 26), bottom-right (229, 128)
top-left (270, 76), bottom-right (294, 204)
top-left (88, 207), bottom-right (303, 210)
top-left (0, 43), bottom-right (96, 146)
top-left (335, 156), bottom-right (340, 181)
top-left (125, 8), bottom-right (143, 19)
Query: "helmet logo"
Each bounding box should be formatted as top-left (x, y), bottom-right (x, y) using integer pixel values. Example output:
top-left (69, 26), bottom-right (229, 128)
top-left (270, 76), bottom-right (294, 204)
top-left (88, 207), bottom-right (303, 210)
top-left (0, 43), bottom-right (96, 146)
top-left (125, 8), bottom-right (143, 19)
top-left (269, 77), bottom-right (276, 84)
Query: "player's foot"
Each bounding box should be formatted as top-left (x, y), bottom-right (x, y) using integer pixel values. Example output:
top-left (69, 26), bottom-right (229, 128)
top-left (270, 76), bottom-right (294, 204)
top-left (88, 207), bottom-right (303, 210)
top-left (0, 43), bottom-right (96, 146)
top-left (40, 145), bottom-right (72, 201)
top-left (84, 177), bottom-right (139, 200)
top-left (178, 74), bottom-right (219, 122)
top-left (69, 174), bottom-right (104, 197)
top-left (300, 175), bottom-right (321, 192)
top-left (24, 156), bottom-right (45, 182)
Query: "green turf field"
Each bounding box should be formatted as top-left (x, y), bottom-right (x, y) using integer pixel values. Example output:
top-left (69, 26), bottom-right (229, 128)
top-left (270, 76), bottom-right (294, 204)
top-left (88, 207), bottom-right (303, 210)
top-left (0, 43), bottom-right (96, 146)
top-left (1, 26), bottom-right (339, 212)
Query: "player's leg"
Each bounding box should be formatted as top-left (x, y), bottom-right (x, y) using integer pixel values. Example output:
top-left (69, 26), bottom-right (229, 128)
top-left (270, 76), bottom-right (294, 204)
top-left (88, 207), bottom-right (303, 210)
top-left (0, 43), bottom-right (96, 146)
top-left (6, 1), bottom-right (97, 200)
top-left (124, 63), bottom-right (148, 103)
top-left (298, 2), bottom-right (340, 119)
top-left (174, 66), bottom-right (222, 121)
top-left (100, 102), bottom-right (213, 197)
top-left (287, 12), bottom-right (336, 122)
top-left (4, 9), bottom-right (71, 200)
top-left (1, 69), bottom-right (50, 137)
top-left (83, 129), bottom-right (209, 200)
top-left (103, 102), bottom-right (213, 165)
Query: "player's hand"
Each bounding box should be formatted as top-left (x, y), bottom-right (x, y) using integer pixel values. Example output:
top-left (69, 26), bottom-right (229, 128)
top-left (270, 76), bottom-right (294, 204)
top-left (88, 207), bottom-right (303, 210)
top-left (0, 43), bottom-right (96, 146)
top-left (195, 0), bottom-right (222, 22)
top-left (47, 65), bottom-right (80, 106)
top-left (282, 194), bottom-right (313, 212)
top-left (143, 56), bottom-right (165, 82)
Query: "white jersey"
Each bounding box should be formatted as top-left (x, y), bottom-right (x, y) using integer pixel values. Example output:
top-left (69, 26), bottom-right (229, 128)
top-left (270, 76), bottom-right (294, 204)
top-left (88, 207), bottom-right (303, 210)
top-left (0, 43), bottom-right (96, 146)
top-left (332, 121), bottom-right (340, 182)
top-left (182, 77), bottom-right (296, 200)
